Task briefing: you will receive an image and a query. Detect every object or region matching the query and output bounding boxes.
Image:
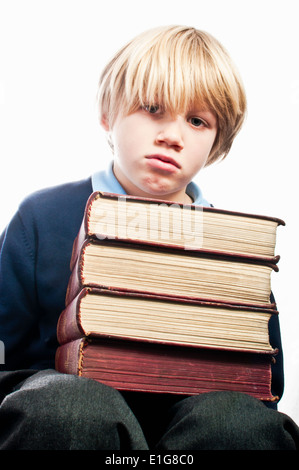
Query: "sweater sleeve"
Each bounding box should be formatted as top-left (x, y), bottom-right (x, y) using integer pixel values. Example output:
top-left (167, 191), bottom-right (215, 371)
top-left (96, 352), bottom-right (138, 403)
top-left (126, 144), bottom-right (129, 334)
top-left (0, 208), bottom-right (41, 370)
top-left (0, 178), bottom-right (93, 371)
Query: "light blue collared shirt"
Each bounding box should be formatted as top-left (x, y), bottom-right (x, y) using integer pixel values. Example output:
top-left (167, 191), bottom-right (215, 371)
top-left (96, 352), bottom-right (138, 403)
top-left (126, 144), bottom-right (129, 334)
top-left (91, 164), bottom-right (211, 207)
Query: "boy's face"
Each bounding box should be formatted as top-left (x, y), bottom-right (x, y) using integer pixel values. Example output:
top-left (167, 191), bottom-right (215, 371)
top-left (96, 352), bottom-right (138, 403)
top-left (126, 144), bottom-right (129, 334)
top-left (103, 105), bottom-right (217, 203)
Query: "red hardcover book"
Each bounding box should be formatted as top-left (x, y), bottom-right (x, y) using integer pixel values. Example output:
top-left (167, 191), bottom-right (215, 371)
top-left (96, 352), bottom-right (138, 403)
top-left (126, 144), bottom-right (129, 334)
top-left (65, 238), bottom-right (279, 307)
top-left (55, 336), bottom-right (278, 402)
top-left (70, 191), bottom-right (284, 270)
top-left (58, 287), bottom-right (278, 354)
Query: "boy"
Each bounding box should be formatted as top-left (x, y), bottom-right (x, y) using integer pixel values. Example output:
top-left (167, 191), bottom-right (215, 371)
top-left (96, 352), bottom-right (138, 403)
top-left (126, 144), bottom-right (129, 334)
top-left (0, 25), bottom-right (298, 450)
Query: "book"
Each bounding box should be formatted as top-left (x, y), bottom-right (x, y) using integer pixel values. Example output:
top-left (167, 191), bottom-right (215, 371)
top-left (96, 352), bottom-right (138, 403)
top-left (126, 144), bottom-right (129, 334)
top-left (65, 238), bottom-right (279, 307)
top-left (71, 191), bottom-right (285, 268)
top-left (55, 336), bottom-right (278, 402)
top-left (56, 194), bottom-right (284, 402)
top-left (57, 287), bottom-right (278, 354)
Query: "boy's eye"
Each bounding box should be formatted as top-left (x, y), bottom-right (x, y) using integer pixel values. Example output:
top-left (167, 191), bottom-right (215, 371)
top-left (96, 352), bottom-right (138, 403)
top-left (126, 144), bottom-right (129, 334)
top-left (189, 117), bottom-right (205, 127)
top-left (144, 105), bottom-right (160, 114)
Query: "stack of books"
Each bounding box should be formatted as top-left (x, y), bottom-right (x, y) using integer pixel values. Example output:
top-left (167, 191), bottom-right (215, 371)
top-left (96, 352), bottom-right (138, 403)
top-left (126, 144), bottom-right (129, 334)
top-left (55, 192), bottom-right (285, 402)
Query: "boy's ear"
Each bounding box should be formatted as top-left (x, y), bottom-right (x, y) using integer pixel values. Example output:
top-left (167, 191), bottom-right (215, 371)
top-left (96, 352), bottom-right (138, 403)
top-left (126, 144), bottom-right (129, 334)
top-left (100, 114), bottom-right (110, 131)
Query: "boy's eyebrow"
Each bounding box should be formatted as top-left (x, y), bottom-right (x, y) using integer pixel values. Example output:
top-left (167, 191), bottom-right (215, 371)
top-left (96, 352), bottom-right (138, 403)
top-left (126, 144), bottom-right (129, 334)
top-left (187, 106), bottom-right (215, 114)
top-left (182, 106), bottom-right (218, 120)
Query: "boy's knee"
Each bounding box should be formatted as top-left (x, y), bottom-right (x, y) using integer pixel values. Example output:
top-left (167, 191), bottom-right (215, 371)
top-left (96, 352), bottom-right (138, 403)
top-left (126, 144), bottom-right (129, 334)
top-left (18, 370), bottom-right (136, 426)
top-left (157, 391), bottom-right (298, 450)
top-left (1, 370), bottom-right (147, 449)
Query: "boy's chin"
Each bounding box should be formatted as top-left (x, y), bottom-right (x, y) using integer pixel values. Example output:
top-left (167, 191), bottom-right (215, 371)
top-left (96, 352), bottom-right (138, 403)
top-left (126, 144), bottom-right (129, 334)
top-left (141, 188), bottom-right (189, 204)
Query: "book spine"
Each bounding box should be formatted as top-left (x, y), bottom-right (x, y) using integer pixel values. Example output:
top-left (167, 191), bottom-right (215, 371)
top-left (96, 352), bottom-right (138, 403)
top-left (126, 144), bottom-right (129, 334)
top-left (57, 290), bottom-right (87, 345)
top-left (65, 247), bottom-right (86, 306)
top-left (55, 338), bottom-right (85, 375)
top-left (69, 229), bottom-right (82, 273)
top-left (69, 192), bottom-right (98, 272)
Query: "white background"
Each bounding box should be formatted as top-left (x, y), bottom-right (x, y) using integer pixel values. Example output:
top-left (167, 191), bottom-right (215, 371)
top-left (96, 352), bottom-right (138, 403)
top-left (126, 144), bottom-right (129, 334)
top-left (0, 0), bottom-right (298, 424)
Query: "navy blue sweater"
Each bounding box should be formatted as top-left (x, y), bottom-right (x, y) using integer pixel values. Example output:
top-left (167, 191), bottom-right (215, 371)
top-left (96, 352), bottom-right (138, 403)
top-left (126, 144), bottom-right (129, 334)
top-left (0, 177), bottom-right (92, 370)
top-left (0, 177), bottom-right (284, 406)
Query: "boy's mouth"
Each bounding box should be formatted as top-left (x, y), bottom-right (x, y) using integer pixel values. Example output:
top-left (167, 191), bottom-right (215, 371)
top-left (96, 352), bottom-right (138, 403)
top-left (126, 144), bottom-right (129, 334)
top-left (145, 154), bottom-right (181, 171)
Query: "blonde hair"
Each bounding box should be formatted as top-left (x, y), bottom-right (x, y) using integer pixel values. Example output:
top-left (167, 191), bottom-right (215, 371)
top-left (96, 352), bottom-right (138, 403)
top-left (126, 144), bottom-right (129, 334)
top-left (97, 25), bottom-right (247, 165)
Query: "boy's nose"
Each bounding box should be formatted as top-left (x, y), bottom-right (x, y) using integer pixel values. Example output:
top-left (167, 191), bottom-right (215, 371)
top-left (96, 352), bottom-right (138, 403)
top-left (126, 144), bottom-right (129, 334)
top-left (155, 119), bottom-right (184, 150)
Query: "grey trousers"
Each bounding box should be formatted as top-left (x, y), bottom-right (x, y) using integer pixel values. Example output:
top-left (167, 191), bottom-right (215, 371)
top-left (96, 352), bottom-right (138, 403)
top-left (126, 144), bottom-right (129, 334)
top-left (0, 369), bottom-right (298, 450)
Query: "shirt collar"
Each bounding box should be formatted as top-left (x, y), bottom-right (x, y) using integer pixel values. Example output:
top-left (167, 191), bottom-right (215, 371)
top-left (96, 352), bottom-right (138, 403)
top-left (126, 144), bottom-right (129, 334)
top-left (92, 163), bottom-right (211, 207)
